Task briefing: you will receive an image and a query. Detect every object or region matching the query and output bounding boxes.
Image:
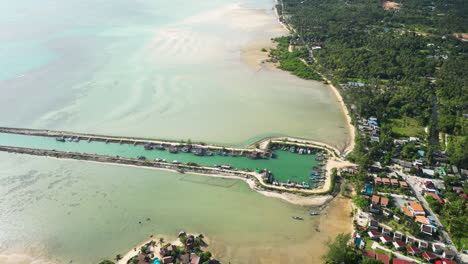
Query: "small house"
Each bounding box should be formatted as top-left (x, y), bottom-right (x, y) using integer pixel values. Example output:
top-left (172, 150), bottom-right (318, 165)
top-left (393, 231), bottom-right (403, 240)
top-left (443, 250), bottom-right (456, 260)
top-left (418, 241), bottom-right (428, 249)
top-left (393, 259), bottom-right (415, 264)
top-left (391, 179), bottom-right (400, 187)
top-left (380, 197), bottom-right (389, 207)
top-left (408, 202), bottom-right (425, 216)
top-left (393, 240), bottom-right (406, 250)
top-left (432, 244), bottom-right (444, 254)
top-left (421, 225), bottom-right (434, 236)
top-left (405, 236), bottom-right (416, 244)
top-left (371, 195), bottom-right (380, 204)
top-left (190, 253), bottom-right (201, 264)
top-left (380, 235), bottom-right (393, 245)
top-left (407, 246), bottom-right (422, 255)
top-left (393, 214), bottom-right (401, 222)
top-left (401, 206), bottom-right (414, 218)
top-left (368, 230), bottom-right (381, 240)
top-left (416, 216), bottom-right (430, 225)
top-left (383, 209), bottom-right (392, 217)
top-left (370, 203), bottom-right (380, 213)
top-left (375, 177), bottom-right (383, 185)
top-left (382, 178), bottom-right (391, 186)
top-left (452, 186), bottom-right (464, 194)
top-left (363, 250), bottom-right (376, 259)
top-left (399, 181), bottom-right (409, 188)
top-left (162, 256), bottom-right (174, 264)
top-left (376, 253), bottom-right (390, 264)
top-left (368, 220), bottom-right (379, 230)
top-left (382, 227), bottom-right (392, 236)
top-left (422, 252), bottom-right (437, 262)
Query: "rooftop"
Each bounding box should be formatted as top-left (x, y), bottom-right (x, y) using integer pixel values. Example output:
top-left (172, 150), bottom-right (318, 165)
top-left (408, 202), bottom-right (424, 212)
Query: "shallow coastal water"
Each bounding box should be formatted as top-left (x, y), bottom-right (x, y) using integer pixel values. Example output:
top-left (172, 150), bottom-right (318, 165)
top-left (0, 153), bottom-right (351, 264)
top-left (0, 0), bottom-right (352, 263)
top-left (0, 0), bottom-right (349, 147)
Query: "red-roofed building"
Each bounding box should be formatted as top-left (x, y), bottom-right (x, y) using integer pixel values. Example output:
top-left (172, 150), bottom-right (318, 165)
top-left (399, 181), bottom-right (409, 188)
top-left (442, 259), bottom-right (457, 264)
top-left (393, 240), bottom-right (406, 250)
top-left (391, 178), bottom-right (399, 187)
top-left (380, 197), bottom-right (389, 207)
top-left (407, 246), bottom-right (422, 255)
top-left (372, 195), bottom-right (380, 204)
top-left (422, 252), bottom-right (437, 262)
top-left (382, 178), bottom-right (391, 186)
top-left (376, 253), bottom-right (390, 264)
top-left (363, 250), bottom-right (376, 259)
top-left (380, 235), bottom-right (393, 245)
top-left (393, 259), bottom-right (415, 264)
top-left (368, 230), bottom-right (381, 240)
top-left (375, 177), bottom-right (383, 185)
top-left (460, 194), bottom-right (468, 200)
top-left (408, 202), bottom-right (425, 216)
top-left (402, 206), bottom-right (414, 217)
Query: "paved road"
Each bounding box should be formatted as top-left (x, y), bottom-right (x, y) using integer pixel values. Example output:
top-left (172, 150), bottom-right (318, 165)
top-left (395, 169), bottom-right (459, 257)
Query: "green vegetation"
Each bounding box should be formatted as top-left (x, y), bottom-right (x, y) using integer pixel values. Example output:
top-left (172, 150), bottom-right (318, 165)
top-left (269, 36), bottom-right (323, 81)
top-left (353, 195), bottom-right (370, 210)
top-left (389, 116), bottom-right (425, 138)
top-left (425, 195), bottom-right (442, 213)
top-left (281, 0), bottom-right (468, 169)
top-left (438, 176), bottom-right (468, 249)
top-left (322, 233), bottom-right (384, 264)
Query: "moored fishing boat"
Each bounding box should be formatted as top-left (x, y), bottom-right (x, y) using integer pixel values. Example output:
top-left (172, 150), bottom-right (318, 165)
top-left (154, 144), bottom-right (165, 150)
top-left (169, 146), bottom-right (178, 153)
top-left (144, 142), bottom-right (153, 150)
top-left (292, 216), bottom-right (303, 220)
top-left (181, 147), bottom-right (190, 153)
top-left (56, 137), bottom-right (65, 142)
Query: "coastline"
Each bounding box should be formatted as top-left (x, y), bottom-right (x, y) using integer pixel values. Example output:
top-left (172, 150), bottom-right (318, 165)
top-left (269, 0), bottom-right (356, 156)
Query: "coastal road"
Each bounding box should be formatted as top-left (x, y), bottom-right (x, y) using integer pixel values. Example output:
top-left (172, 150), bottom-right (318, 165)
top-left (396, 169), bottom-right (459, 258)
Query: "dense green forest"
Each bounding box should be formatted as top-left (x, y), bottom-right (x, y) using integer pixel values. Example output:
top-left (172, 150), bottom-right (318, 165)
top-left (280, 0), bottom-right (468, 169)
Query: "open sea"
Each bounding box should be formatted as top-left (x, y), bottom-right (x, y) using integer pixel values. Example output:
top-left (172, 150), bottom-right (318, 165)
top-left (0, 0), bottom-right (352, 263)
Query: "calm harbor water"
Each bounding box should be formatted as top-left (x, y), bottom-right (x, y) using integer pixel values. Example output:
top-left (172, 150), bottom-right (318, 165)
top-left (0, 133), bottom-right (322, 184)
top-left (0, 0), bottom-right (352, 263)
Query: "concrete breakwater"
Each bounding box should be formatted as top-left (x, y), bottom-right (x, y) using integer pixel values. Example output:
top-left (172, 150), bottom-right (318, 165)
top-left (0, 145), bottom-right (256, 180)
top-left (0, 127), bottom-right (268, 156)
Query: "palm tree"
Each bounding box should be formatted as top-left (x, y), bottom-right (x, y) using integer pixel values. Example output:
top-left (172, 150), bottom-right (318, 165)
top-left (159, 237), bottom-right (165, 246)
top-left (115, 254), bottom-right (122, 261)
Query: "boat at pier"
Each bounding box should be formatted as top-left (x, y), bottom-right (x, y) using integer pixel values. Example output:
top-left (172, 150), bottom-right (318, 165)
top-left (309, 212), bottom-right (319, 216)
top-left (144, 143), bottom-right (153, 150)
top-left (169, 146), bottom-right (178, 153)
top-left (56, 137), bottom-right (65, 142)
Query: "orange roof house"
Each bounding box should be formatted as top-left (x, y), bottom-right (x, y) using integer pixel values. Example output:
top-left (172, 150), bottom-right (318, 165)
top-left (402, 206), bottom-right (414, 217)
top-left (408, 202), bottom-right (425, 216)
top-left (416, 216), bottom-right (430, 225)
top-left (380, 197), bottom-right (389, 207)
